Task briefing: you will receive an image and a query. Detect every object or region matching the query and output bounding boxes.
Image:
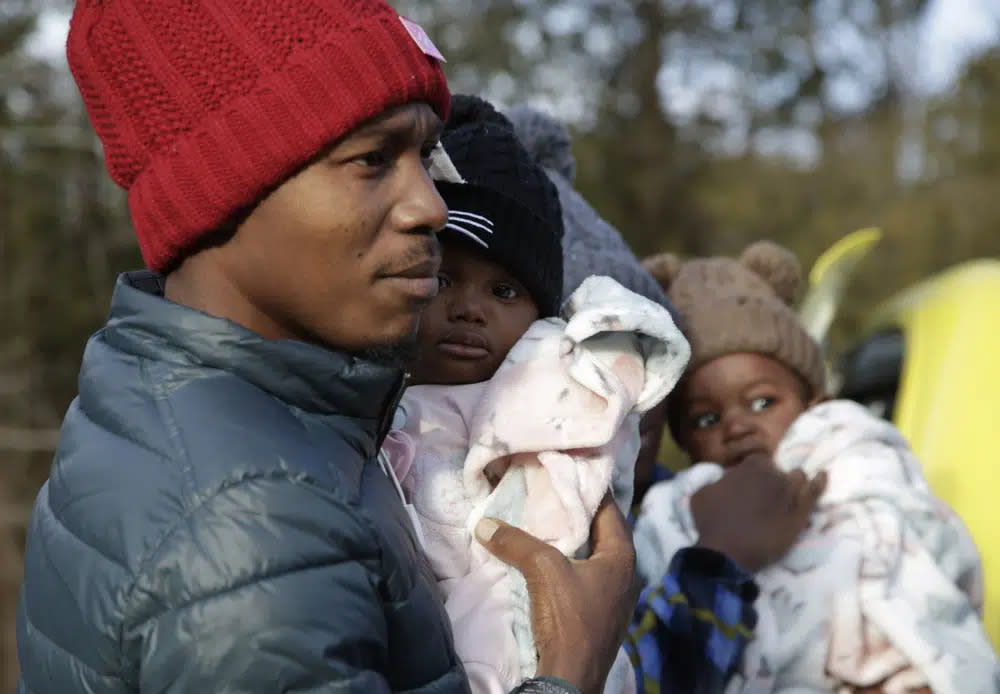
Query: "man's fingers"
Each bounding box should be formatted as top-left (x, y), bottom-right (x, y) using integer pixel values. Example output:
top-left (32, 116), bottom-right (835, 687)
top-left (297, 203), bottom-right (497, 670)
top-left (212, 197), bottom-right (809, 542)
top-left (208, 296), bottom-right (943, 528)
top-left (475, 517), bottom-right (566, 580)
top-left (588, 493), bottom-right (634, 561)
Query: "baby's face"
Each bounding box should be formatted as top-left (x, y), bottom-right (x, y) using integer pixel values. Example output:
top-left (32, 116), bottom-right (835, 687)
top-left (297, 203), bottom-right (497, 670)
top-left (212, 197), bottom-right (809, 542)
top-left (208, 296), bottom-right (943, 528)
top-left (673, 353), bottom-right (819, 468)
top-left (409, 240), bottom-right (539, 386)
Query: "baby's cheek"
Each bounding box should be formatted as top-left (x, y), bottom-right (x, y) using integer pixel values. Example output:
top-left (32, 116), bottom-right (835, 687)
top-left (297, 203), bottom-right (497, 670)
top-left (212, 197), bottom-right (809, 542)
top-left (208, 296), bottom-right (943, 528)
top-left (687, 433), bottom-right (718, 464)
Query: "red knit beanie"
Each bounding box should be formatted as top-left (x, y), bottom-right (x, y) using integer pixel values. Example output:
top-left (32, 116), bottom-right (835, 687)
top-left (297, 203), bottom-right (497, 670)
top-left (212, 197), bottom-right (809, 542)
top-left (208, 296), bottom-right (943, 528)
top-left (67, 0), bottom-right (451, 272)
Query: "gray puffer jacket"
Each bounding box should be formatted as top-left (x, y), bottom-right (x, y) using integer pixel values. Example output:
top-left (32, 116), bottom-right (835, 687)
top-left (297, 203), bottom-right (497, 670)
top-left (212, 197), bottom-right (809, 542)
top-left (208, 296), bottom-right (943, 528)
top-left (16, 272), bottom-right (576, 694)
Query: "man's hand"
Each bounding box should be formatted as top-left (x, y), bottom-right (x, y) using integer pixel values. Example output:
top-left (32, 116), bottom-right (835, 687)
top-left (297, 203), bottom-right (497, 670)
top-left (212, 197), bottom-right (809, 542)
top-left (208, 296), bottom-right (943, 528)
top-left (690, 453), bottom-right (827, 572)
top-left (475, 496), bottom-right (639, 694)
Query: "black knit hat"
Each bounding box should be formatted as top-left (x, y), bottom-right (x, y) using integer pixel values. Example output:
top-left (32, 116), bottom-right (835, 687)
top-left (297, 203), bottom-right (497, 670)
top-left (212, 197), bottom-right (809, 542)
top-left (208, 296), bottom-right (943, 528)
top-left (437, 95), bottom-right (564, 317)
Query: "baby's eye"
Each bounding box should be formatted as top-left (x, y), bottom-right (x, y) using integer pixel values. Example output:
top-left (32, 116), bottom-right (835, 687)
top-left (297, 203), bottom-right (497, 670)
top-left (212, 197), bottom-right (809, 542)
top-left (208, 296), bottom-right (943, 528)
top-left (750, 396), bottom-right (775, 412)
top-left (693, 412), bottom-right (719, 429)
top-left (437, 273), bottom-right (452, 290)
top-left (492, 283), bottom-right (519, 300)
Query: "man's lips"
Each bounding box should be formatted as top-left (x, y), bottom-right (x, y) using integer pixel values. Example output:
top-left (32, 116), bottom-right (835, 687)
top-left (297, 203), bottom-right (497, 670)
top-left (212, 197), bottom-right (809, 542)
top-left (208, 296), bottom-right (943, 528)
top-left (437, 330), bottom-right (490, 359)
top-left (381, 258), bottom-right (441, 300)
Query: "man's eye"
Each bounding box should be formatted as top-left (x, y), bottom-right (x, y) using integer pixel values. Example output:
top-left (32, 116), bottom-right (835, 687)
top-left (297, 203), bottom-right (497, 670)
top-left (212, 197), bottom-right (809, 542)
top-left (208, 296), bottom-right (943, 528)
top-left (693, 413), bottom-right (718, 429)
top-left (492, 283), bottom-right (519, 300)
top-left (357, 150), bottom-right (389, 168)
top-left (750, 396), bottom-right (775, 412)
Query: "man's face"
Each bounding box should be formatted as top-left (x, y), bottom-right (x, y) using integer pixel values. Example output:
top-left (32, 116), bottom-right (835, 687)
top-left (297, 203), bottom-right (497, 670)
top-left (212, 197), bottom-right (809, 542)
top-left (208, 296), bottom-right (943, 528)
top-left (410, 239), bottom-right (539, 385)
top-left (673, 352), bottom-right (819, 468)
top-left (211, 103), bottom-right (447, 353)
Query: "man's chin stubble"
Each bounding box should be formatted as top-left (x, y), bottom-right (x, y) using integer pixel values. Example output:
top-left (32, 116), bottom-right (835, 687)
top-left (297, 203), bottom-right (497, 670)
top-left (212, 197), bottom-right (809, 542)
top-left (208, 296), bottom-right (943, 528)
top-left (350, 335), bottom-right (422, 370)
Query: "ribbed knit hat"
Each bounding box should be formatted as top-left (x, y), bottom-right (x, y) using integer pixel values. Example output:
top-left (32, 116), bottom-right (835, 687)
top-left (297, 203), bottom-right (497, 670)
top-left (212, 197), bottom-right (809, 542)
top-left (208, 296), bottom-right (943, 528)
top-left (505, 104), bottom-right (674, 316)
top-left (67, 1), bottom-right (450, 273)
top-left (437, 95), bottom-right (564, 317)
top-left (643, 241), bottom-right (826, 409)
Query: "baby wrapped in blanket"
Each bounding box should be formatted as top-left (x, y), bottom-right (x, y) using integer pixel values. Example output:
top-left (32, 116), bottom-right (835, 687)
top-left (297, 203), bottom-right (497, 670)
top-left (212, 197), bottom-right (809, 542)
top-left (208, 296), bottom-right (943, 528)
top-left (385, 274), bottom-right (690, 694)
top-left (635, 242), bottom-right (998, 694)
top-left (388, 94), bottom-right (690, 693)
top-left (635, 399), bottom-right (996, 694)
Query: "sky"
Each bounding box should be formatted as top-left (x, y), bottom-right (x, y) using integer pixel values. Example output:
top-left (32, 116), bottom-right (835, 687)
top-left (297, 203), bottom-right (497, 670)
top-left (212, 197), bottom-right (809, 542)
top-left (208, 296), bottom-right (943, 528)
top-left (27, 0), bottom-right (1000, 97)
top-left (23, 0), bottom-right (1000, 147)
top-left (918, 0), bottom-right (1000, 93)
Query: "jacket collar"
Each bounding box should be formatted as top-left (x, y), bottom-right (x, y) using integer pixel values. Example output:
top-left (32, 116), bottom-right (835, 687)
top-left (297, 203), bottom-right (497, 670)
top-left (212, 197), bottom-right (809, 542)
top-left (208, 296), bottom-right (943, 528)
top-left (103, 271), bottom-right (406, 432)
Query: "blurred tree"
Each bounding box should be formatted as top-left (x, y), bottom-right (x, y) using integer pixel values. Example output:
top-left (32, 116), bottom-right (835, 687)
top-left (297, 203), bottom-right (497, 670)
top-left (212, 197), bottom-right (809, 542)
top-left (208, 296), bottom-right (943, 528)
top-left (1, 1), bottom-right (136, 686)
top-left (394, 0), bottom-right (931, 258)
top-left (2, 0), bottom-right (998, 687)
top-left (390, 0), bottom-right (999, 476)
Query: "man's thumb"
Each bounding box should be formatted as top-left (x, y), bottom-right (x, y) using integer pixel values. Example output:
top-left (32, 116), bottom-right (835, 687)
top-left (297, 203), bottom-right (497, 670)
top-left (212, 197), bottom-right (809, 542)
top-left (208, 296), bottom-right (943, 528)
top-left (474, 517), bottom-right (559, 576)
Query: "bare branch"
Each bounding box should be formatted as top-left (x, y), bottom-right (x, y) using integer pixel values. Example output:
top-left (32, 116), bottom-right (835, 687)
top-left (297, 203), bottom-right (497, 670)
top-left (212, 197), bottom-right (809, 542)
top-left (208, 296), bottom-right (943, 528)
top-left (0, 427), bottom-right (60, 452)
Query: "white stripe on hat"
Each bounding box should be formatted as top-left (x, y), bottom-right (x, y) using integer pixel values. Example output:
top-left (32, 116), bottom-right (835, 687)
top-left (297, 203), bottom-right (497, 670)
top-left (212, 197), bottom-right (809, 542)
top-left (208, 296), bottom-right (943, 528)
top-left (447, 211), bottom-right (494, 236)
top-left (445, 209), bottom-right (495, 248)
top-left (449, 210), bottom-right (494, 228)
top-left (444, 223), bottom-right (489, 248)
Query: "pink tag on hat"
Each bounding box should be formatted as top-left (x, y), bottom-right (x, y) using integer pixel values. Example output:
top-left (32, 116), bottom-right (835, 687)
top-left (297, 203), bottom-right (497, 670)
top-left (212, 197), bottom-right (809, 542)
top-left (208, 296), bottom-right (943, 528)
top-left (399, 16), bottom-right (446, 63)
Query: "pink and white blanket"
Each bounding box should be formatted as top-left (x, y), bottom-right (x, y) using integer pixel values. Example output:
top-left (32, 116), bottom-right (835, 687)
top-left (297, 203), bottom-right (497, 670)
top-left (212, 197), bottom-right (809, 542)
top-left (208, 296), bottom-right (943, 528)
top-left (383, 276), bottom-right (691, 694)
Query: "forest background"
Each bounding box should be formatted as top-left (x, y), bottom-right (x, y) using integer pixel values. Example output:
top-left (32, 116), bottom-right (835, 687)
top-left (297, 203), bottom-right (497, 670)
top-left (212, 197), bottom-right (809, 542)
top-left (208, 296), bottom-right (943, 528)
top-left (2, 0), bottom-right (999, 686)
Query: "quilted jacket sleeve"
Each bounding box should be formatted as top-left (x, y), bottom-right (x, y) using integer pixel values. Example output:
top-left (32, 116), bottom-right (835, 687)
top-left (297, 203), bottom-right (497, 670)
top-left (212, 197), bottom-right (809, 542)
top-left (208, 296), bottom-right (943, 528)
top-left (123, 473), bottom-right (395, 693)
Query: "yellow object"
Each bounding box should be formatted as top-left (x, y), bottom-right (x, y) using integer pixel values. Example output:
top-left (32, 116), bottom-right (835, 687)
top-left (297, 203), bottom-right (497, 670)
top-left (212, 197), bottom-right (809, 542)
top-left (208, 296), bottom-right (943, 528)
top-left (799, 228), bottom-right (882, 347)
top-left (808, 227), bottom-right (884, 287)
top-left (864, 259), bottom-right (1000, 649)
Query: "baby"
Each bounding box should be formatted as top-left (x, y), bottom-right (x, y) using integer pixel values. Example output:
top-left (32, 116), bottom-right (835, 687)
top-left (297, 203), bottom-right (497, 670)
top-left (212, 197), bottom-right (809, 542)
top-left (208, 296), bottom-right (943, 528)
top-left (633, 241), bottom-right (998, 694)
top-left (381, 96), bottom-right (690, 694)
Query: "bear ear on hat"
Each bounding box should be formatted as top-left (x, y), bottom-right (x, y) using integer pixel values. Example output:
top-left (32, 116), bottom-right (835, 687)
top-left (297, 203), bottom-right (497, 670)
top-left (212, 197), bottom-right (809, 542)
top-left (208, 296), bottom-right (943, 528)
top-left (740, 240), bottom-right (802, 306)
top-left (642, 253), bottom-right (683, 292)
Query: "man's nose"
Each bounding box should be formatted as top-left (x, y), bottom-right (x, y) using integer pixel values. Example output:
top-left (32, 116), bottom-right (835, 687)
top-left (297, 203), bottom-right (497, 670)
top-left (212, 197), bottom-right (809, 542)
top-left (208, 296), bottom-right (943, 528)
top-left (394, 160), bottom-right (448, 235)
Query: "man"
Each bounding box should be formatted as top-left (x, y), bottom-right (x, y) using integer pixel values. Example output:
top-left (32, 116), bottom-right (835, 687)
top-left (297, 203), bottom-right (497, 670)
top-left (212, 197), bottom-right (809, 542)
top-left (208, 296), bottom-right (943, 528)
top-left (16, 3), bottom-right (635, 693)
